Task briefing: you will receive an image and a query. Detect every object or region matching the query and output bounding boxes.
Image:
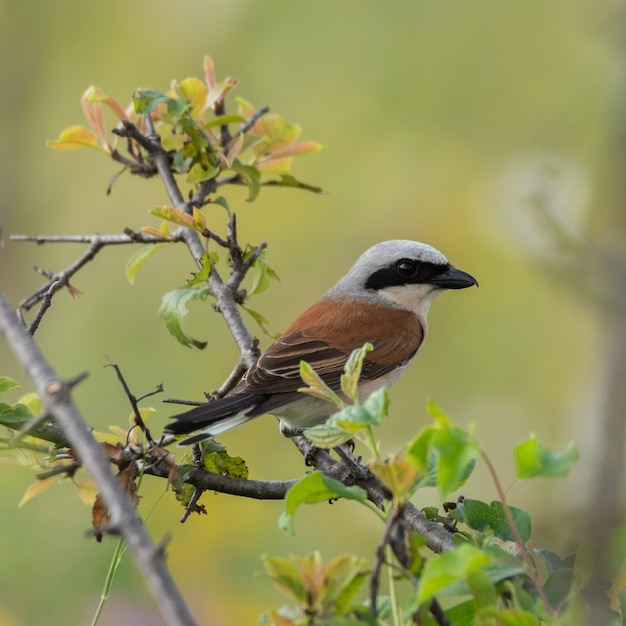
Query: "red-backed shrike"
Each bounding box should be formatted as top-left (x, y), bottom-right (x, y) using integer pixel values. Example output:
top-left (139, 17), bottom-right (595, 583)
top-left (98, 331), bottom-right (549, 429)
top-left (165, 240), bottom-right (477, 444)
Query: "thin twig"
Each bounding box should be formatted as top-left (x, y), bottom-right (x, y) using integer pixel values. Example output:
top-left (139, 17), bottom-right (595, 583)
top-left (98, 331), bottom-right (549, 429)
top-left (180, 487), bottom-right (205, 523)
top-left (370, 504), bottom-right (405, 616)
top-left (214, 100), bottom-right (232, 149)
top-left (235, 106), bottom-right (269, 139)
top-left (13, 232), bottom-right (177, 311)
top-left (212, 360), bottom-right (247, 398)
top-left (105, 362), bottom-right (155, 443)
top-left (429, 599), bottom-right (453, 626)
top-left (28, 281), bottom-right (61, 335)
top-left (36, 461), bottom-right (82, 480)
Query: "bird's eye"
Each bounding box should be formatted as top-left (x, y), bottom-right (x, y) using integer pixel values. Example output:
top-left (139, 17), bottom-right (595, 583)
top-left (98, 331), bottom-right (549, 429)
top-left (396, 260), bottom-right (418, 278)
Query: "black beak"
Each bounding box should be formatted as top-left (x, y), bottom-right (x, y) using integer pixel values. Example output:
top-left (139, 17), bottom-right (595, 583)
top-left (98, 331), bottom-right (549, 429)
top-left (429, 265), bottom-right (478, 290)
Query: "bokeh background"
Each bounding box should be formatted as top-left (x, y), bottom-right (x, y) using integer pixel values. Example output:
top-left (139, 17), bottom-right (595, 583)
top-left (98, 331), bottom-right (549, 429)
top-left (1, 1), bottom-right (624, 624)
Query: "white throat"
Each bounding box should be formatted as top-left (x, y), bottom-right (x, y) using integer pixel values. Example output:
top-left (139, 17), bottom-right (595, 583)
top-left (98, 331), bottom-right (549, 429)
top-left (377, 283), bottom-right (445, 319)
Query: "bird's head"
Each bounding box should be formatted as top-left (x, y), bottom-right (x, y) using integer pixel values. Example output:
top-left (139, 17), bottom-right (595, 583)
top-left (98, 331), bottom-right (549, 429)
top-left (327, 240), bottom-right (478, 318)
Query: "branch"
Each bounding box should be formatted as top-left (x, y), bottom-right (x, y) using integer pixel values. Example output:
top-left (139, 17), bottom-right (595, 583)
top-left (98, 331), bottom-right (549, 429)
top-left (130, 116), bottom-right (260, 369)
top-left (185, 468), bottom-right (296, 500)
top-left (27, 280), bottom-right (61, 335)
top-left (234, 105), bottom-right (269, 139)
top-left (0, 290), bottom-right (198, 626)
top-left (12, 231), bottom-right (179, 311)
top-left (290, 435), bottom-right (457, 554)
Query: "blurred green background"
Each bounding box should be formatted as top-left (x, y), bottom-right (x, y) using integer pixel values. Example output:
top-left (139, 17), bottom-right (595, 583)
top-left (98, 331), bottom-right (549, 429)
top-left (0, 0), bottom-right (622, 624)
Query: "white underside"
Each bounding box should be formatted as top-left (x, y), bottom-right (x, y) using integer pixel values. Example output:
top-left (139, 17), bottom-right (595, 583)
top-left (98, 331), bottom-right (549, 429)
top-left (201, 362), bottom-right (417, 437)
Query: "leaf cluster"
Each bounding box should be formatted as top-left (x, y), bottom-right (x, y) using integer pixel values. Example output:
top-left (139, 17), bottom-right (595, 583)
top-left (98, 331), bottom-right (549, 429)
top-left (259, 364), bottom-right (602, 625)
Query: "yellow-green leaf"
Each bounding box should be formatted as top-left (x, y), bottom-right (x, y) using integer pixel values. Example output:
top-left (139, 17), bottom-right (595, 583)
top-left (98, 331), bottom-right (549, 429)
top-left (0, 377), bottom-right (20, 394)
top-left (125, 243), bottom-right (170, 285)
top-left (179, 77), bottom-right (208, 118)
top-left (186, 162), bottom-right (220, 184)
top-left (19, 477), bottom-right (57, 507)
top-left (16, 392), bottom-right (42, 415)
top-left (47, 125), bottom-right (105, 152)
top-left (150, 206), bottom-right (195, 228)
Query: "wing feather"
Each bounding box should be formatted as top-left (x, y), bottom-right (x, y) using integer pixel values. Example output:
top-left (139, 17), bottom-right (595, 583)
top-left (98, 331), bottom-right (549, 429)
top-left (242, 297), bottom-right (424, 394)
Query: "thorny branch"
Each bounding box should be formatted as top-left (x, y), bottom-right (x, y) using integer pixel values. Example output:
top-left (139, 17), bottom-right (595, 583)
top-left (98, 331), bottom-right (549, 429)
top-left (114, 115), bottom-right (261, 369)
top-left (12, 231), bottom-right (181, 312)
top-left (0, 291), bottom-right (198, 626)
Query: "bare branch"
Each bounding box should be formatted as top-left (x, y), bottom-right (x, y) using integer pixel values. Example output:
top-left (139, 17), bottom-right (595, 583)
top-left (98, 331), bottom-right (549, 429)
top-left (11, 233), bottom-right (172, 245)
top-left (28, 281), bottom-right (61, 335)
top-left (235, 105), bottom-right (270, 139)
top-left (212, 359), bottom-right (247, 398)
top-left (180, 486), bottom-right (206, 523)
top-left (105, 361), bottom-right (156, 443)
top-left (184, 468), bottom-right (297, 500)
top-left (0, 290), bottom-right (198, 626)
top-left (13, 232), bottom-right (178, 312)
top-left (143, 453), bottom-right (297, 501)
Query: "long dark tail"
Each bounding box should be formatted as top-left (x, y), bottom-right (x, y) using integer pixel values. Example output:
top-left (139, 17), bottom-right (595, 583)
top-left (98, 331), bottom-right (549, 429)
top-left (164, 393), bottom-right (265, 438)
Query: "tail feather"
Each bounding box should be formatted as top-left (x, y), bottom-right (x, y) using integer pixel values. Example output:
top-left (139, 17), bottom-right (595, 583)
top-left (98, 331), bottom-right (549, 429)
top-left (165, 393), bottom-right (266, 440)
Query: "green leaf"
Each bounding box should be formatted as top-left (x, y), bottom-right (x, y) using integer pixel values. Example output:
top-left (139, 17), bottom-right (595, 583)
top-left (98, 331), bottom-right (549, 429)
top-left (15, 393), bottom-right (42, 415)
top-left (406, 426), bottom-right (436, 475)
top-left (415, 543), bottom-right (491, 607)
top-left (0, 402), bottom-right (34, 426)
top-left (133, 89), bottom-right (190, 117)
top-left (187, 252), bottom-right (219, 287)
top-left (159, 286), bottom-right (211, 349)
top-left (231, 159), bottom-right (261, 202)
top-left (340, 343), bottom-right (372, 403)
top-left (0, 377), bottom-right (20, 395)
top-left (262, 555), bottom-right (308, 604)
top-left (361, 387), bottom-right (390, 422)
top-left (278, 471), bottom-right (367, 535)
top-left (247, 248), bottom-right (279, 296)
top-left (199, 438), bottom-right (226, 455)
top-left (267, 173), bottom-right (323, 194)
top-left (453, 499), bottom-right (533, 543)
top-left (125, 243), bottom-right (170, 285)
top-left (203, 114), bottom-right (246, 130)
top-left (476, 607), bottom-right (542, 626)
top-left (298, 361), bottom-right (343, 406)
top-left (534, 548), bottom-right (571, 574)
top-left (302, 421), bottom-right (354, 449)
top-left (204, 449), bottom-right (248, 479)
top-left (441, 600), bottom-right (477, 626)
top-left (186, 162), bottom-right (220, 184)
top-left (369, 455), bottom-right (420, 504)
top-left (429, 423), bottom-right (479, 499)
top-left (466, 568), bottom-right (498, 609)
top-left (432, 558), bottom-right (526, 598)
top-left (514, 433), bottom-right (579, 479)
top-left (241, 305), bottom-right (279, 339)
top-left (543, 568), bottom-right (574, 610)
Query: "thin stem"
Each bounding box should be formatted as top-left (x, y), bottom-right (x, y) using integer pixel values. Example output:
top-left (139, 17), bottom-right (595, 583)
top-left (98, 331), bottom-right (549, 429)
top-left (91, 538), bottom-right (125, 626)
top-left (387, 544), bottom-right (401, 626)
top-left (481, 450), bottom-right (554, 616)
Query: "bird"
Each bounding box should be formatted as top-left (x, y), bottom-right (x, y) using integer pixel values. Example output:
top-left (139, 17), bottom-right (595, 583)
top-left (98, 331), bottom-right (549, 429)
top-left (165, 240), bottom-right (477, 445)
